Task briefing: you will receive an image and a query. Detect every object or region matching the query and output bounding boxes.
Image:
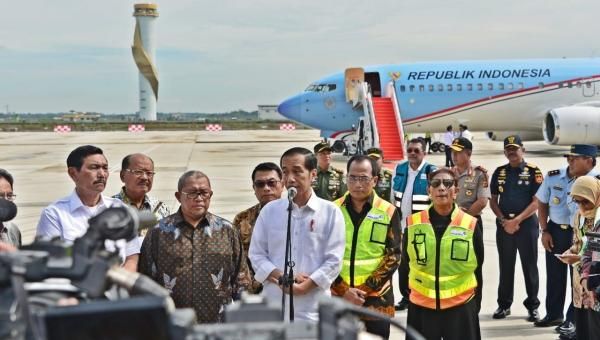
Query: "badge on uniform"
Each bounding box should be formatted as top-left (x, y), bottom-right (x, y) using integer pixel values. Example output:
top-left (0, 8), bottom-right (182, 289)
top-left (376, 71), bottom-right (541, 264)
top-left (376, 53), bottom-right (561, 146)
top-left (552, 196), bottom-right (560, 204)
top-left (466, 190), bottom-right (473, 196)
top-left (499, 186), bottom-right (504, 193)
top-left (535, 174), bottom-right (543, 184)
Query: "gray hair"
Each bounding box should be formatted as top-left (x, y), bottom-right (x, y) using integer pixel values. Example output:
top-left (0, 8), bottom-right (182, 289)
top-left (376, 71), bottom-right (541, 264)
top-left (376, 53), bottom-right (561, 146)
top-left (177, 170), bottom-right (210, 191)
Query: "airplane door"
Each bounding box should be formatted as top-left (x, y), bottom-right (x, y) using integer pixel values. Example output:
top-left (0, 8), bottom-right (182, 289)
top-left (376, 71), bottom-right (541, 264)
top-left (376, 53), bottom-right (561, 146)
top-left (583, 81), bottom-right (596, 97)
top-left (345, 68), bottom-right (365, 103)
top-left (364, 72), bottom-right (382, 97)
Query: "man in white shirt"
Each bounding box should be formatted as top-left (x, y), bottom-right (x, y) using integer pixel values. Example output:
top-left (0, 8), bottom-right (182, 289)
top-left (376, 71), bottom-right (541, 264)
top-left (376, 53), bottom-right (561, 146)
top-left (36, 145), bottom-right (141, 271)
top-left (249, 147), bottom-right (346, 321)
top-left (443, 125), bottom-right (456, 167)
top-left (460, 124), bottom-right (474, 141)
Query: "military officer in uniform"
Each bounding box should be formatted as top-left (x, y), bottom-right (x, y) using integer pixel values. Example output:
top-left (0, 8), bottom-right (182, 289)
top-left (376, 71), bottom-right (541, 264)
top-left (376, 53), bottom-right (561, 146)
top-left (490, 135), bottom-right (543, 322)
top-left (534, 144), bottom-right (598, 335)
top-left (312, 141), bottom-right (346, 201)
top-left (450, 137), bottom-right (490, 234)
top-left (366, 147), bottom-right (393, 201)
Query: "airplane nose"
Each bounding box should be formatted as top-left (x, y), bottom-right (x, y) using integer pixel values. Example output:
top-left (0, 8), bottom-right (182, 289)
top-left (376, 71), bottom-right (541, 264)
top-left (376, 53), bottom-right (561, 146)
top-left (278, 94), bottom-right (302, 121)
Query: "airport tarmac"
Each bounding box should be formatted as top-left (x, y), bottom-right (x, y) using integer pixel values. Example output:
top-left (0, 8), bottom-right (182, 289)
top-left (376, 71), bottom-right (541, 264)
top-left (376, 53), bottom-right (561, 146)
top-left (0, 130), bottom-right (578, 339)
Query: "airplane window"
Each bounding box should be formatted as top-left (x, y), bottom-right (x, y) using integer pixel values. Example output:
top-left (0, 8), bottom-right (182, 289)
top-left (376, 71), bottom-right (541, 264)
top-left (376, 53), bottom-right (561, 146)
top-left (538, 82), bottom-right (544, 89)
top-left (409, 85), bottom-right (415, 92)
top-left (488, 83), bottom-right (493, 90)
top-left (467, 84), bottom-right (473, 91)
top-left (437, 84), bottom-right (443, 92)
top-left (447, 84), bottom-right (453, 91)
top-left (499, 83), bottom-right (504, 90)
top-left (419, 85), bottom-right (425, 92)
top-left (400, 85), bottom-right (406, 92)
top-left (477, 83), bottom-right (483, 91)
top-left (429, 85), bottom-right (434, 92)
top-left (518, 82), bottom-right (524, 89)
top-left (508, 83), bottom-right (514, 90)
top-left (457, 84), bottom-right (462, 91)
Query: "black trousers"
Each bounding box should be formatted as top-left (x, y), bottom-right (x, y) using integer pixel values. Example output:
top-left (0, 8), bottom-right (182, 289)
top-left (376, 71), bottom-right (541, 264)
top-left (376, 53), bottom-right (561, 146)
top-left (406, 299), bottom-right (481, 340)
top-left (423, 137), bottom-right (432, 153)
top-left (364, 319), bottom-right (390, 339)
top-left (588, 309), bottom-right (600, 338)
top-left (475, 215), bottom-right (483, 236)
top-left (544, 220), bottom-right (574, 320)
top-left (575, 307), bottom-right (589, 340)
top-left (444, 147), bottom-right (454, 167)
top-left (496, 216), bottom-right (540, 310)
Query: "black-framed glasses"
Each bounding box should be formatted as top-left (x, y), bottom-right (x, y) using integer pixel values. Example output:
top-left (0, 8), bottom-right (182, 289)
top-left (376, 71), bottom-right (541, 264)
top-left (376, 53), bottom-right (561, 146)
top-left (406, 148), bottom-right (422, 154)
top-left (181, 190), bottom-right (213, 200)
top-left (430, 178), bottom-right (455, 188)
top-left (0, 192), bottom-right (16, 201)
top-left (253, 179), bottom-right (281, 189)
top-left (347, 175), bottom-right (373, 183)
top-left (125, 169), bottom-right (156, 178)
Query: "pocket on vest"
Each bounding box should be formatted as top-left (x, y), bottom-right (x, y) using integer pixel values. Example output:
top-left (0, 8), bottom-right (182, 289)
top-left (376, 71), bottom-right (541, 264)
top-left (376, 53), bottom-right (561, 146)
top-left (370, 222), bottom-right (389, 245)
top-left (450, 239), bottom-right (470, 261)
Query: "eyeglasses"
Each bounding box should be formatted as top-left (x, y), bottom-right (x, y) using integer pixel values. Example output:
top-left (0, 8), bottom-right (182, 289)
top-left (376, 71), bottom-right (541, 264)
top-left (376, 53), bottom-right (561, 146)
top-left (253, 179), bottom-right (281, 189)
top-left (347, 175), bottom-right (373, 183)
top-left (181, 190), bottom-right (213, 200)
top-left (125, 169), bottom-right (156, 178)
top-left (406, 148), bottom-right (422, 154)
top-left (0, 192), bottom-right (16, 201)
top-left (430, 178), bottom-right (455, 188)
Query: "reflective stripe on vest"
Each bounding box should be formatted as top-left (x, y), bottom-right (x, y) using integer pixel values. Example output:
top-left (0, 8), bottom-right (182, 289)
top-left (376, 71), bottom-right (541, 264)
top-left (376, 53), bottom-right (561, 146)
top-left (406, 205), bottom-right (478, 310)
top-left (335, 193), bottom-right (395, 286)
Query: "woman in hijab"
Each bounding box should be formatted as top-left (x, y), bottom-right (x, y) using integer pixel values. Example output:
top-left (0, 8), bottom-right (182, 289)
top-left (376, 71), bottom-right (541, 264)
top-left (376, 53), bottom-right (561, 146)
top-left (559, 175), bottom-right (600, 339)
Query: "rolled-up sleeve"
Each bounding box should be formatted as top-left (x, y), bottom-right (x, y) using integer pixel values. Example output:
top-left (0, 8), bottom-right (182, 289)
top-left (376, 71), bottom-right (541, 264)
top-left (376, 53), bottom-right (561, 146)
top-left (309, 207), bottom-right (346, 288)
top-left (249, 211), bottom-right (277, 283)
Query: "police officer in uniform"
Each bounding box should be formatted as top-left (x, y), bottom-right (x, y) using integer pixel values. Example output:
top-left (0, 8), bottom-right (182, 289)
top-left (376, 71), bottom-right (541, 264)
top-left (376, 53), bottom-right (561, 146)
top-left (534, 144), bottom-right (598, 335)
top-left (366, 147), bottom-right (393, 201)
top-left (312, 142), bottom-right (346, 201)
top-left (490, 135), bottom-right (543, 322)
top-left (450, 137), bottom-right (490, 234)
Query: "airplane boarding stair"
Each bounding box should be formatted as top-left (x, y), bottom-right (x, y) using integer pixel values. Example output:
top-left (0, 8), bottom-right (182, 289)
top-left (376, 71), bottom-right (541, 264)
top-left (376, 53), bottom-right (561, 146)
top-left (371, 97), bottom-right (404, 161)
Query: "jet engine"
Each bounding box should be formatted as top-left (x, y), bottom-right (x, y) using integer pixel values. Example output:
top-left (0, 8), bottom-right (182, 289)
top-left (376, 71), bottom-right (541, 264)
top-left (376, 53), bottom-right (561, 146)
top-left (543, 106), bottom-right (600, 145)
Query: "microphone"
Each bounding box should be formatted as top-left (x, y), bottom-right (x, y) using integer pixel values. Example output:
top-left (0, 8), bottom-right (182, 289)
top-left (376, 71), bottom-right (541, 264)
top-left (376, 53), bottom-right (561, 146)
top-left (287, 187), bottom-right (297, 201)
top-left (0, 199), bottom-right (17, 222)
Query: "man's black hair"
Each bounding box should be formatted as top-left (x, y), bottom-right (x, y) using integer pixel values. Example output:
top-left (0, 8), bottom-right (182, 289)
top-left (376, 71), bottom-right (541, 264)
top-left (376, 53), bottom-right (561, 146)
top-left (0, 168), bottom-right (14, 188)
top-left (251, 162), bottom-right (283, 181)
top-left (280, 147), bottom-right (317, 171)
top-left (347, 155), bottom-right (379, 177)
top-left (66, 145), bottom-right (104, 170)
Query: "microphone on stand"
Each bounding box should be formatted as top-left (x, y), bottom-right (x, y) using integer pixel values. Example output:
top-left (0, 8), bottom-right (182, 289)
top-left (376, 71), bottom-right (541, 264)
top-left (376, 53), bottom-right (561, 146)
top-left (287, 187), bottom-right (297, 202)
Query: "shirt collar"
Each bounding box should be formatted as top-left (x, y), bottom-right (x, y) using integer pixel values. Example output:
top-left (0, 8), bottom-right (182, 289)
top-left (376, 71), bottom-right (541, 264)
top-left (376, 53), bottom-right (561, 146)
top-left (304, 189), bottom-right (320, 212)
top-left (69, 190), bottom-right (108, 213)
top-left (117, 186), bottom-right (151, 209)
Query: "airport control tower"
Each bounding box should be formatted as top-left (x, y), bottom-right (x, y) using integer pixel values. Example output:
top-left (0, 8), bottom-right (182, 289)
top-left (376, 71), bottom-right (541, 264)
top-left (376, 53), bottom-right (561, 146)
top-left (132, 3), bottom-right (159, 121)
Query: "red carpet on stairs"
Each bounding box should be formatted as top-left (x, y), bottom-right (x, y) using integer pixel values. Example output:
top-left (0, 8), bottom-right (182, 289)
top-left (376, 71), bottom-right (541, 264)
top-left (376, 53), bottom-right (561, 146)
top-left (371, 97), bottom-right (404, 161)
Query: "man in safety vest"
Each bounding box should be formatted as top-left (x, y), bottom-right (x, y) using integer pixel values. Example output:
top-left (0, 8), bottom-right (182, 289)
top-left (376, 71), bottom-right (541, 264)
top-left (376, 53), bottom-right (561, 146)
top-left (398, 168), bottom-right (484, 339)
top-left (392, 137), bottom-right (436, 311)
top-left (331, 155), bottom-right (402, 339)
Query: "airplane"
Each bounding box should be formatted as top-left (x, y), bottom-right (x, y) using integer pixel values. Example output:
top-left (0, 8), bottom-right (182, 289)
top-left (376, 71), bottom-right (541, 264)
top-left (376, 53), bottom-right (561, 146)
top-left (277, 58), bottom-right (600, 158)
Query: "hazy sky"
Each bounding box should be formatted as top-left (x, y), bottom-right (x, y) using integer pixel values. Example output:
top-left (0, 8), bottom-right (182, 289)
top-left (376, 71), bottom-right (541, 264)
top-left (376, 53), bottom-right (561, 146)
top-left (1, 0), bottom-right (599, 113)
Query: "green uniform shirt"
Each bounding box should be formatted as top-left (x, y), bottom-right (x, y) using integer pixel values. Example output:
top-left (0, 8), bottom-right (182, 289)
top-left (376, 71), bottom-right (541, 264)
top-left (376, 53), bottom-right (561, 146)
top-left (375, 168), bottom-right (393, 201)
top-left (313, 166), bottom-right (346, 201)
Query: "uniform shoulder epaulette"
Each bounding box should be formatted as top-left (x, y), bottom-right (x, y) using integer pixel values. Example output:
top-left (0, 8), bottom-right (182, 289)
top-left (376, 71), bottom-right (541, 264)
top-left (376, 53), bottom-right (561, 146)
top-left (474, 165), bottom-right (488, 173)
top-left (526, 162), bottom-right (539, 169)
top-left (547, 169), bottom-right (560, 177)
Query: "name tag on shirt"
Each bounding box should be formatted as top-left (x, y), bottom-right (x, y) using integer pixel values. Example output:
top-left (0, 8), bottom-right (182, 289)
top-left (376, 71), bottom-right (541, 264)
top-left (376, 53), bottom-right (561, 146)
top-left (450, 229), bottom-right (467, 237)
top-left (367, 213), bottom-right (384, 221)
top-left (420, 174), bottom-right (427, 180)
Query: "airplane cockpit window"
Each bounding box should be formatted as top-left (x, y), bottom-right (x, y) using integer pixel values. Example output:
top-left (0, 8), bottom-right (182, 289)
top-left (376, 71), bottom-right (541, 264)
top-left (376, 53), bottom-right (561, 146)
top-left (304, 84), bottom-right (338, 92)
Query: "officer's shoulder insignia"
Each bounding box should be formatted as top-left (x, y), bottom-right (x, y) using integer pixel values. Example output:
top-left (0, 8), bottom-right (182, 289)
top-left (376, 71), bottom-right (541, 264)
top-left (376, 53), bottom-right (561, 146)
top-left (547, 169), bottom-right (560, 177)
top-left (474, 165), bottom-right (488, 173)
top-left (526, 162), bottom-right (540, 169)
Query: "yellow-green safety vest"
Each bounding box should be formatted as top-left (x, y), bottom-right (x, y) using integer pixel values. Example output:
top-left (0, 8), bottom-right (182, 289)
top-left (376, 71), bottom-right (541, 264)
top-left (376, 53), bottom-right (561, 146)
top-left (335, 192), bottom-right (395, 286)
top-left (406, 205), bottom-right (478, 310)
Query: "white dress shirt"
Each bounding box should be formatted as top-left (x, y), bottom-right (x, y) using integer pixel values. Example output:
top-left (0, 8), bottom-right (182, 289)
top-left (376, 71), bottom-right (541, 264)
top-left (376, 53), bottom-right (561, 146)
top-left (36, 190), bottom-right (141, 261)
top-left (400, 162), bottom-right (424, 230)
top-left (249, 191), bottom-right (346, 321)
